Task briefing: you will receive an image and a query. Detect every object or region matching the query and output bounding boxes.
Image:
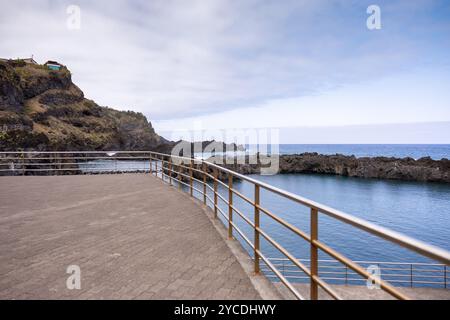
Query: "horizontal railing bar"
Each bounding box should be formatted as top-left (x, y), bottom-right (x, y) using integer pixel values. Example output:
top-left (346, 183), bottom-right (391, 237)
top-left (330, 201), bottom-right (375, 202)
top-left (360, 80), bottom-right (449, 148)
top-left (0, 162), bottom-right (82, 166)
top-left (0, 168), bottom-right (151, 172)
top-left (0, 156), bottom-right (152, 161)
top-left (0, 151), bottom-right (152, 154)
top-left (229, 220), bottom-right (255, 251)
top-left (312, 239), bottom-right (409, 300)
top-left (256, 250), bottom-right (305, 300)
top-left (216, 205), bottom-right (228, 221)
top-left (205, 194), bottom-right (214, 205)
top-left (169, 175), bottom-right (190, 188)
top-left (216, 191), bottom-right (228, 205)
top-left (270, 264), bottom-right (446, 274)
top-left (313, 276), bottom-right (344, 300)
top-left (174, 171), bottom-right (191, 180)
top-left (0, 162), bottom-right (150, 167)
top-left (215, 178), bottom-right (228, 189)
top-left (169, 163), bottom-right (204, 175)
top-left (263, 274), bottom-right (447, 286)
top-left (405, 280), bottom-right (446, 285)
top-left (257, 205), bottom-right (311, 242)
top-left (382, 274), bottom-right (445, 279)
top-left (203, 171), bottom-right (215, 180)
top-left (205, 183), bottom-right (215, 192)
top-left (255, 227), bottom-right (342, 299)
top-left (273, 271), bottom-right (447, 282)
top-left (267, 258), bottom-right (448, 267)
top-left (272, 268), bottom-right (446, 279)
top-left (166, 173), bottom-right (203, 196)
top-left (257, 228), bottom-right (311, 277)
top-left (192, 176), bottom-right (205, 185)
top-left (160, 166), bottom-right (191, 182)
top-left (412, 269), bottom-right (447, 273)
top-left (230, 188), bottom-right (255, 206)
top-left (229, 204), bottom-right (255, 229)
top-left (191, 185), bottom-right (204, 195)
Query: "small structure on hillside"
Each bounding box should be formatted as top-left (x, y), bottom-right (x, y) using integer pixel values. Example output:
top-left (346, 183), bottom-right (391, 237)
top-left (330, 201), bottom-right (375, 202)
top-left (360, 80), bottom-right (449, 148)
top-left (23, 57), bottom-right (38, 64)
top-left (44, 60), bottom-right (63, 70)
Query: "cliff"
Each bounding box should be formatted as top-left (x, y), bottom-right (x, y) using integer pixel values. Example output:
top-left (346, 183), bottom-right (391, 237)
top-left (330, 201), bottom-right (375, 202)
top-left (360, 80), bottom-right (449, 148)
top-left (0, 59), bottom-right (169, 151)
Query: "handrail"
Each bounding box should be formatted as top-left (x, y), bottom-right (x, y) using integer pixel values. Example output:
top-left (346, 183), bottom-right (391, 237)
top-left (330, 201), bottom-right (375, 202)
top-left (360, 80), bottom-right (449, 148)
top-left (1, 150), bottom-right (449, 300)
top-left (262, 258), bottom-right (448, 288)
top-left (147, 151), bottom-right (450, 265)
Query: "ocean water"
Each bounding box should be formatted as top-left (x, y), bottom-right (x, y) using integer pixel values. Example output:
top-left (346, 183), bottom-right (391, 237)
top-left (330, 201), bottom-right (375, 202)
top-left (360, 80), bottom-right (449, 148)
top-left (196, 144), bottom-right (450, 160)
top-left (274, 144), bottom-right (450, 160)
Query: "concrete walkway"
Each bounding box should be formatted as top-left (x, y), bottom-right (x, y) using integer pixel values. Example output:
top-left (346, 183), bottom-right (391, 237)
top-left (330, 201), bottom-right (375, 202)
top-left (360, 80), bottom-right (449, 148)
top-left (0, 174), bottom-right (266, 299)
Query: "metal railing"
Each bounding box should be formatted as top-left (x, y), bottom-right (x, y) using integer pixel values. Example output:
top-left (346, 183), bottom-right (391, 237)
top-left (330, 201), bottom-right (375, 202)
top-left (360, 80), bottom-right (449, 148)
top-left (0, 151), bottom-right (152, 174)
top-left (263, 258), bottom-right (448, 288)
top-left (1, 150), bottom-right (450, 300)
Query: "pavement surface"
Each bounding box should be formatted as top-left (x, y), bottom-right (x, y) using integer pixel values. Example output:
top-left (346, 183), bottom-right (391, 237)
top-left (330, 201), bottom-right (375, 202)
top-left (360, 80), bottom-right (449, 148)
top-left (0, 174), bottom-right (263, 299)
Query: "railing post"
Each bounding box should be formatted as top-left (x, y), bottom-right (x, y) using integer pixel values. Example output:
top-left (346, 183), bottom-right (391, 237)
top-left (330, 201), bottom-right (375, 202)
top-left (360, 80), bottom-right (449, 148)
top-left (21, 152), bottom-right (25, 176)
top-left (410, 264), bottom-right (413, 288)
top-left (345, 265), bottom-right (348, 285)
top-left (310, 207), bottom-right (318, 300)
top-left (202, 162), bottom-right (206, 205)
top-left (57, 152), bottom-right (61, 175)
top-left (168, 157), bottom-right (172, 185)
top-left (213, 168), bottom-right (218, 218)
top-left (228, 173), bottom-right (233, 239)
top-left (445, 265), bottom-right (447, 289)
top-left (149, 153), bottom-right (152, 174)
top-left (155, 154), bottom-right (158, 177)
top-left (189, 159), bottom-right (193, 197)
top-left (178, 162), bottom-right (182, 190)
top-left (52, 153), bottom-right (56, 176)
top-left (254, 184), bottom-right (260, 274)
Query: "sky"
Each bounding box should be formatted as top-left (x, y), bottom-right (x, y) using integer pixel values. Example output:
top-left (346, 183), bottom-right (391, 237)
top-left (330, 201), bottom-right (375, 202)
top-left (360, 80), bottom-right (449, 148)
top-left (1, 0), bottom-right (449, 143)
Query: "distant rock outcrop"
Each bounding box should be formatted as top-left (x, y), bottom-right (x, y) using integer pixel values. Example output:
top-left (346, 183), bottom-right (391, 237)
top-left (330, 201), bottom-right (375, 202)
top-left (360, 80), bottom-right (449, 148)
top-left (217, 153), bottom-right (450, 183)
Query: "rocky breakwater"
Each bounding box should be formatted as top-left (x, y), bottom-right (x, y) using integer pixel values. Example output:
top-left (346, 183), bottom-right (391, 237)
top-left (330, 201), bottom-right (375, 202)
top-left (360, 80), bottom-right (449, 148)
top-left (214, 153), bottom-right (449, 183)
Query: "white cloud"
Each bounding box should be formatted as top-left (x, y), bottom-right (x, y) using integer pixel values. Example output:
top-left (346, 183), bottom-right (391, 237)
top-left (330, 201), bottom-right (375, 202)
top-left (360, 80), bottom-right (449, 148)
top-left (154, 68), bottom-right (450, 133)
top-left (1, 0), bottom-right (449, 128)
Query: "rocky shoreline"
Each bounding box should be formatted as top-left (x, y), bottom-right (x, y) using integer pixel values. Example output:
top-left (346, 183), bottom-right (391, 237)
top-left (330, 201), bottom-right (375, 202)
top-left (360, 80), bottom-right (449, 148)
top-left (212, 153), bottom-right (450, 183)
